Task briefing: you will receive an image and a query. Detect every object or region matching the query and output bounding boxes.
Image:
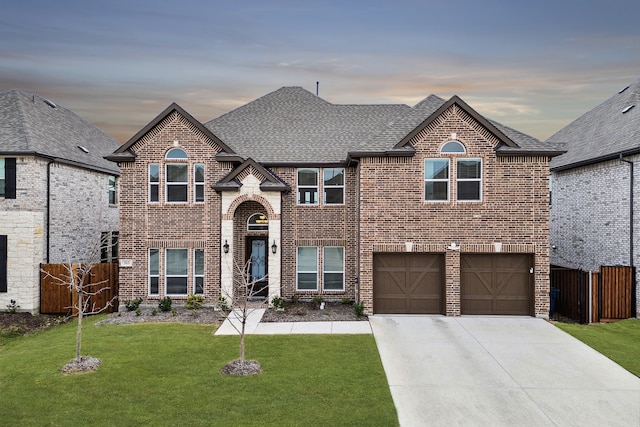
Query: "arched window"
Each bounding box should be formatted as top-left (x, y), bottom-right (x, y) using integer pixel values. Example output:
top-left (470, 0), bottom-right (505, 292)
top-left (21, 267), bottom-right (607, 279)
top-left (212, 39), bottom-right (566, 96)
top-left (441, 140), bottom-right (466, 154)
top-left (166, 148), bottom-right (188, 159)
top-left (165, 148), bottom-right (188, 202)
top-left (248, 213), bottom-right (269, 231)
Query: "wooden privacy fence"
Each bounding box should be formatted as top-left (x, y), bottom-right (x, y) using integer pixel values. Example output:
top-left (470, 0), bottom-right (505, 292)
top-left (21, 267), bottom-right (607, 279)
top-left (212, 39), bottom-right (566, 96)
top-left (550, 265), bottom-right (636, 324)
top-left (40, 263), bottom-right (119, 316)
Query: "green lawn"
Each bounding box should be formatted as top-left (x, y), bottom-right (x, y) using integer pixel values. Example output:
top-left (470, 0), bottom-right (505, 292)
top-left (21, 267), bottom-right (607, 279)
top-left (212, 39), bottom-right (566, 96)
top-left (0, 316), bottom-right (398, 426)
top-left (554, 318), bottom-right (640, 377)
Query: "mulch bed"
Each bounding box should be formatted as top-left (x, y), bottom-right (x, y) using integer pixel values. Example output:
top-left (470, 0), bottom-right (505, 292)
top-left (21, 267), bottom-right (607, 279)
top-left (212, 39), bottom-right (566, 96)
top-left (260, 301), bottom-right (366, 322)
top-left (0, 312), bottom-right (67, 337)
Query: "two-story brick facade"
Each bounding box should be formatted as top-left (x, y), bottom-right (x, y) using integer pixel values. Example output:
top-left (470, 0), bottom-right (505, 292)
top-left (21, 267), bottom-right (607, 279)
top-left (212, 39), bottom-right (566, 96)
top-left (108, 87), bottom-right (562, 317)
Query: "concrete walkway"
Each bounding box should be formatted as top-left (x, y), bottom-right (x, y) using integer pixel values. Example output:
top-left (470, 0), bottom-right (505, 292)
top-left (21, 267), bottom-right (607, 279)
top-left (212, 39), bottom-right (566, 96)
top-left (369, 315), bottom-right (640, 427)
top-left (213, 309), bottom-right (372, 335)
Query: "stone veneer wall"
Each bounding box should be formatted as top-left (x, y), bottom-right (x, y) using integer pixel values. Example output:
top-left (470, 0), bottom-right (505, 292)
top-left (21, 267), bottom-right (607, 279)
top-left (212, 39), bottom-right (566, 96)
top-left (551, 154), bottom-right (640, 317)
top-left (0, 211), bottom-right (44, 313)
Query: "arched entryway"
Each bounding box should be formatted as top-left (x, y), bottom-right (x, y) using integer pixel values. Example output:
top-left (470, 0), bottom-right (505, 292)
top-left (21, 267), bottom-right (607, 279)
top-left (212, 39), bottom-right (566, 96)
top-left (234, 201), bottom-right (269, 298)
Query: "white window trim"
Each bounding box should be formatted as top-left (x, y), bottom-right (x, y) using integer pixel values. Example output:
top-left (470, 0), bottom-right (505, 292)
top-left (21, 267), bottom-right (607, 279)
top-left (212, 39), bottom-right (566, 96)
top-left (323, 246), bottom-right (345, 291)
top-left (297, 168), bottom-right (319, 205)
top-left (148, 248), bottom-right (159, 296)
top-left (194, 249), bottom-right (204, 295)
top-left (149, 163), bottom-right (160, 203)
top-left (296, 246), bottom-right (318, 291)
top-left (165, 248), bottom-right (189, 296)
top-left (456, 158), bottom-right (482, 202)
top-left (108, 175), bottom-right (117, 205)
top-left (194, 164), bottom-right (205, 204)
top-left (424, 158), bottom-right (450, 202)
top-left (165, 163), bottom-right (189, 204)
top-left (323, 168), bottom-right (345, 205)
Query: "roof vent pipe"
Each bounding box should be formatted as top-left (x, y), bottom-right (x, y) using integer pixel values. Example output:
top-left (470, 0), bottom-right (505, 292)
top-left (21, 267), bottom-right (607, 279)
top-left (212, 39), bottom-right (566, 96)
top-left (316, 81), bottom-right (319, 96)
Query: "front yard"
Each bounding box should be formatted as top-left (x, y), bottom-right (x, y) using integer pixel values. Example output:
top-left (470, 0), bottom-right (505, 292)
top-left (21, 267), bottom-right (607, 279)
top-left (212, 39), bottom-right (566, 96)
top-left (554, 318), bottom-right (640, 377)
top-left (0, 315), bottom-right (398, 426)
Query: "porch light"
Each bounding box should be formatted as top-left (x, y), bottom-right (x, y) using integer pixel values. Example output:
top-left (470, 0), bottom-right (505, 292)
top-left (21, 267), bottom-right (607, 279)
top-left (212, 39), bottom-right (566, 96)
top-left (223, 240), bottom-right (229, 254)
top-left (271, 240), bottom-right (277, 254)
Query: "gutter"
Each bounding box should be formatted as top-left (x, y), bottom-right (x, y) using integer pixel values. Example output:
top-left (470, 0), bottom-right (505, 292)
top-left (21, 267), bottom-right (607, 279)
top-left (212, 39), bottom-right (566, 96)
top-left (619, 154), bottom-right (635, 269)
top-left (551, 147), bottom-right (640, 172)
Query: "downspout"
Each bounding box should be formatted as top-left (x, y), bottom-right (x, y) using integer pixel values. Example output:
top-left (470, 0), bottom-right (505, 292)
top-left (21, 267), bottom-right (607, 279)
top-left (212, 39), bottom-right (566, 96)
top-left (620, 154), bottom-right (634, 268)
top-left (46, 160), bottom-right (54, 263)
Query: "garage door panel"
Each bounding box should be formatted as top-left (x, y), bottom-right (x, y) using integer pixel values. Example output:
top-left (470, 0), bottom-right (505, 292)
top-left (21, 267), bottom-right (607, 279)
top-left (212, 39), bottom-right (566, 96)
top-left (374, 253), bottom-right (444, 314)
top-left (461, 254), bottom-right (533, 316)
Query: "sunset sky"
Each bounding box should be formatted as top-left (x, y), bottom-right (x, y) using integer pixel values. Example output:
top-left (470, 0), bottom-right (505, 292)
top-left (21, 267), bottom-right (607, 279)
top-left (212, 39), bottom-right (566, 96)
top-left (2, 0), bottom-right (639, 142)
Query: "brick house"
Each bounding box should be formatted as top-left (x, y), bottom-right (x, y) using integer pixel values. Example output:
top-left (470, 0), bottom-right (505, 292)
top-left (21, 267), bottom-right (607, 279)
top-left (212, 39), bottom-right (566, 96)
top-left (108, 87), bottom-right (562, 316)
top-left (547, 78), bottom-right (639, 317)
top-left (0, 89), bottom-right (120, 313)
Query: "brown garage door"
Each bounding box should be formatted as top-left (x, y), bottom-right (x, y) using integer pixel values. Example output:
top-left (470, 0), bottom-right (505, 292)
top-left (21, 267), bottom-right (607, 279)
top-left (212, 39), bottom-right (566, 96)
top-left (373, 253), bottom-right (444, 314)
top-left (461, 254), bottom-right (533, 315)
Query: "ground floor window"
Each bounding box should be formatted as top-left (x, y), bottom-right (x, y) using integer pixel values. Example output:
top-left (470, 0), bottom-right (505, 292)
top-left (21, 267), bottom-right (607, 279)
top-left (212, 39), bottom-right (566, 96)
top-left (323, 247), bottom-right (344, 290)
top-left (296, 246), bottom-right (345, 291)
top-left (194, 249), bottom-right (204, 294)
top-left (166, 248), bottom-right (188, 295)
top-left (297, 246), bottom-right (318, 290)
top-left (100, 231), bottom-right (119, 263)
top-left (149, 248), bottom-right (159, 295)
top-left (149, 248), bottom-right (205, 296)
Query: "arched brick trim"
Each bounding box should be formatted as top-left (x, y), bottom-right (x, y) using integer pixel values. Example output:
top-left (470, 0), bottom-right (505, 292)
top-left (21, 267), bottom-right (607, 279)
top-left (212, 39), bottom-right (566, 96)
top-left (224, 194), bottom-right (279, 220)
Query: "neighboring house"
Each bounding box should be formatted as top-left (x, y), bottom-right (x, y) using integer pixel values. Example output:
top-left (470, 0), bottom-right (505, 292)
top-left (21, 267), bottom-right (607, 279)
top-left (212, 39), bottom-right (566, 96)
top-left (108, 87), bottom-right (562, 317)
top-left (0, 89), bottom-right (120, 313)
top-left (547, 78), bottom-right (639, 317)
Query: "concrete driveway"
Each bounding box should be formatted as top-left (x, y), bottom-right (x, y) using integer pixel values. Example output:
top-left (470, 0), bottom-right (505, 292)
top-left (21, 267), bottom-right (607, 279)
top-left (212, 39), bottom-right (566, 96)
top-left (370, 316), bottom-right (640, 427)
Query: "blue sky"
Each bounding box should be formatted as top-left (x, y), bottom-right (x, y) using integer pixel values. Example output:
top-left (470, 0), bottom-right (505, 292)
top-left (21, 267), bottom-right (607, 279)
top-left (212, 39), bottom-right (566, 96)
top-left (1, 0), bottom-right (639, 142)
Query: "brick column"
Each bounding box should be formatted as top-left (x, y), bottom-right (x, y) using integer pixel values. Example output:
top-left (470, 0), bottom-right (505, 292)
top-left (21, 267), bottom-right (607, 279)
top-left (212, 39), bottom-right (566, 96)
top-left (445, 249), bottom-right (461, 316)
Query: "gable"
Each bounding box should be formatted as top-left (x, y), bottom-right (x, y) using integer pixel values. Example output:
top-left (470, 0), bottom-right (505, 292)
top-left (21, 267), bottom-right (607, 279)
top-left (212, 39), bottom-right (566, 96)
top-left (107, 103), bottom-right (236, 162)
top-left (214, 158), bottom-right (289, 192)
top-left (396, 96), bottom-right (519, 151)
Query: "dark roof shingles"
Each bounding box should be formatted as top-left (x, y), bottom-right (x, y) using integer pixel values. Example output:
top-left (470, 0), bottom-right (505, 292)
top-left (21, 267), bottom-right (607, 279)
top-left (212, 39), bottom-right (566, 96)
top-left (0, 89), bottom-right (120, 174)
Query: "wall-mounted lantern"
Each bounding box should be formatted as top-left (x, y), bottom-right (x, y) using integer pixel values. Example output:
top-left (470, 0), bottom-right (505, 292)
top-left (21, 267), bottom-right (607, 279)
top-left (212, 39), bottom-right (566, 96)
top-left (223, 240), bottom-right (230, 254)
top-left (271, 240), bottom-right (277, 254)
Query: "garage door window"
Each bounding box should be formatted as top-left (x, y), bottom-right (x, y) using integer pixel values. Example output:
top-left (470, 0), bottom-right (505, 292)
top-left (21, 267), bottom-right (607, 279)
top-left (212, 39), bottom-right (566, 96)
top-left (323, 247), bottom-right (344, 290)
top-left (297, 246), bottom-right (318, 290)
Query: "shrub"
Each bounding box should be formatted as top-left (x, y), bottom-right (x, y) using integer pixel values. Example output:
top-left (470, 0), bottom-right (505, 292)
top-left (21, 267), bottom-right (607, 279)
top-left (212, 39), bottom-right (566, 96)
top-left (185, 294), bottom-right (205, 310)
top-left (341, 297), bottom-right (353, 305)
top-left (353, 302), bottom-right (365, 318)
top-left (151, 309), bottom-right (158, 316)
top-left (158, 297), bottom-right (172, 312)
top-left (6, 299), bottom-right (20, 313)
top-left (271, 296), bottom-right (284, 310)
top-left (125, 298), bottom-right (143, 312)
top-left (135, 308), bottom-right (141, 316)
top-left (217, 296), bottom-right (230, 312)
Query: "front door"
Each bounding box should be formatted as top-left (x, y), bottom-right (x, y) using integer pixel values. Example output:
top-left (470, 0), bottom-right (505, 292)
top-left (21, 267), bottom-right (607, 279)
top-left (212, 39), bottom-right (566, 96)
top-left (246, 236), bottom-right (268, 298)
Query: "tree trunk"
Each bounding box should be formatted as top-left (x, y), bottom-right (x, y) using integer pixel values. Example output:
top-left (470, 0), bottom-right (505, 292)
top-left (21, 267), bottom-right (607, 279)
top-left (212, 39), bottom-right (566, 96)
top-left (75, 278), bottom-right (83, 362)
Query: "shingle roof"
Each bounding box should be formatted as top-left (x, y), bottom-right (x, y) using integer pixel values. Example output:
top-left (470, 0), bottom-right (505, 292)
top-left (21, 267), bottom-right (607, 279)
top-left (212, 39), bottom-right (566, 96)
top-left (205, 87), bottom-right (560, 164)
top-left (205, 87), bottom-right (410, 164)
top-left (0, 89), bottom-right (120, 174)
top-left (547, 78), bottom-right (640, 170)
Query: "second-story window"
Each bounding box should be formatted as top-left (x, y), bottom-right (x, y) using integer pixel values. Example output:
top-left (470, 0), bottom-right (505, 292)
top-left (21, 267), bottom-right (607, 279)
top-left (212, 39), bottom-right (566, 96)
top-left (297, 168), bottom-right (318, 205)
top-left (149, 164), bottom-right (159, 202)
top-left (194, 164), bottom-right (205, 203)
top-left (324, 168), bottom-right (344, 204)
top-left (108, 175), bottom-right (117, 205)
top-left (165, 148), bottom-right (188, 203)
